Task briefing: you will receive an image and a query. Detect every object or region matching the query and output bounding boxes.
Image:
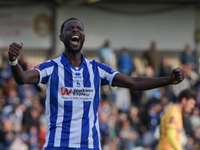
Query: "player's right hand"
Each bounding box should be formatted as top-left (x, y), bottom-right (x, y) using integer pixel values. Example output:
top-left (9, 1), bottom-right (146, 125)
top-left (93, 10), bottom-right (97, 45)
top-left (8, 42), bottom-right (23, 61)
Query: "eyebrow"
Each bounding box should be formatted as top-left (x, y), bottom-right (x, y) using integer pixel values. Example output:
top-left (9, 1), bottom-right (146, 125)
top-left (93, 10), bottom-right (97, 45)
top-left (66, 25), bottom-right (84, 31)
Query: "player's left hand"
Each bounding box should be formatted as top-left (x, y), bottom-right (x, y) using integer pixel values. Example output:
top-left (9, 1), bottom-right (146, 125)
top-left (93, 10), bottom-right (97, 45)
top-left (170, 67), bottom-right (185, 84)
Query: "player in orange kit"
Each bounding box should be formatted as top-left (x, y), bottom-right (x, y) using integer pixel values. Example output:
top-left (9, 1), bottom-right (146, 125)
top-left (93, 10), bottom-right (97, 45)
top-left (157, 89), bottom-right (196, 150)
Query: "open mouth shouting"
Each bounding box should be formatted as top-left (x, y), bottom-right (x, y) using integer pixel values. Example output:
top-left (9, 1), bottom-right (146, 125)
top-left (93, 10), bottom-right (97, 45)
top-left (71, 35), bottom-right (80, 47)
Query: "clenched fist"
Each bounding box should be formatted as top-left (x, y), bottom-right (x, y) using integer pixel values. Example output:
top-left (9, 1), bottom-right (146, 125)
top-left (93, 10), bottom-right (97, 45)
top-left (170, 67), bottom-right (185, 84)
top-left (8, 42), bottom-right (23, 61)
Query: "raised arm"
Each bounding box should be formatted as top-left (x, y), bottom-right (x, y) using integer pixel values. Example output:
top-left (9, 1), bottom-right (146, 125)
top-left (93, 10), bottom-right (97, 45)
top-left (8, 42), bottom-right (39, 85)
top-left (112, 68), bottom-right (184, 90)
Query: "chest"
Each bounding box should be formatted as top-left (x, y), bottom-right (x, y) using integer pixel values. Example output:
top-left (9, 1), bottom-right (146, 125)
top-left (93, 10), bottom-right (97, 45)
top-left (51, 66), bottom-right (99, 103)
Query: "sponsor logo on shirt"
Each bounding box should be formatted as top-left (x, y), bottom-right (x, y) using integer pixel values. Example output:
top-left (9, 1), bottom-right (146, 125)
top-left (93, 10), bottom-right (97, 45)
top-left (61, 87), bottom-right (72, 95)
top-left (61, 87), bottom-right (94, 100)
top-left (75, 72), bottom-right (81, 78)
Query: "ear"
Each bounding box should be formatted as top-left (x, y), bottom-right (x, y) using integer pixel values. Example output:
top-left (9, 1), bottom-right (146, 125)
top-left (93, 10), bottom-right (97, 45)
top-left (59, 35), bottom-right (63, 41)
top-left (181, 97), bottom-right (187, 104)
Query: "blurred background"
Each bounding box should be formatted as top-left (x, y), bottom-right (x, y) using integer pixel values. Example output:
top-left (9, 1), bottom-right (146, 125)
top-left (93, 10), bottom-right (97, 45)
top-left (1, 0), bottom-right (200, 150)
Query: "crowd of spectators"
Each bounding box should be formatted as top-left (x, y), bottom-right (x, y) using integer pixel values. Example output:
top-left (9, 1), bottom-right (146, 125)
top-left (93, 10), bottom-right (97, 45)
top-left (0, 42), bottom-right (200, 150)
top-left (0, 49), bottom-right (46, 150)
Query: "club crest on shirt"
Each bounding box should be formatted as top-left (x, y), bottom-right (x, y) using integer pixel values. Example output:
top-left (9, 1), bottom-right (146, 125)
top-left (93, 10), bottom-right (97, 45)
top-left (76, 80), bottom-right (81, 87)
top-left (34, 64), bottom-right (40, 69)
top-left (169, 116), bottom-right (175, 124)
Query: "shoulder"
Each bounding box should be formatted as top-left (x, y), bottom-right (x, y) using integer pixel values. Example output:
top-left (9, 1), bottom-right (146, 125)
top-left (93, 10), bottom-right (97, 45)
top-left (86, 59), bottom-right (113, 72)
top-left (86, 59), bottom-right (100, 67)
top-left (35, 56), bottom-right (61, 70)
top-left (165, 105), bottom-right (180, 118)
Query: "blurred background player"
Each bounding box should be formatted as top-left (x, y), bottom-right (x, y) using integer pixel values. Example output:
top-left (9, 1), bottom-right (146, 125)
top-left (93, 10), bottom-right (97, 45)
top-left (157, 89), bottom-right (197, 150)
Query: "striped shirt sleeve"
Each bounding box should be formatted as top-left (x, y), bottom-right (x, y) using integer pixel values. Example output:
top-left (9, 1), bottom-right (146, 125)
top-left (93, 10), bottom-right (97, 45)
top-left (32, 60), bottom-right (54, 84)
top-left (97, 62), bottom-right (119, 86)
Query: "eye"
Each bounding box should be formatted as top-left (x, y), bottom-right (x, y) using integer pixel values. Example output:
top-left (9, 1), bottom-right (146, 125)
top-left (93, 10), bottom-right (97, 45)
top-left (77, 27), bottom-right (83, 31)
top-left (67, 27), bottom-right (73, 31)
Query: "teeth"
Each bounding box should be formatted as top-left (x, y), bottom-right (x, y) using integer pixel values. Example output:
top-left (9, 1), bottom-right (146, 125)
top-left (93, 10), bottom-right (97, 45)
top-left (72, 36), bottom-right (79, 39)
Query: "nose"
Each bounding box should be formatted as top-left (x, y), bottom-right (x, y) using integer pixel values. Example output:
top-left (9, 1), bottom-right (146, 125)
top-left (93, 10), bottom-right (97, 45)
top-left (72, 27), bottom-right (78, 32)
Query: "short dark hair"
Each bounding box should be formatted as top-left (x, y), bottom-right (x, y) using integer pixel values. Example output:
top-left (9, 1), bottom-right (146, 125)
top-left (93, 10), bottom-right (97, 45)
top-left (177, 89), bottom-right (197, 102)
top-left (60, 18), bottom-right (84, 34)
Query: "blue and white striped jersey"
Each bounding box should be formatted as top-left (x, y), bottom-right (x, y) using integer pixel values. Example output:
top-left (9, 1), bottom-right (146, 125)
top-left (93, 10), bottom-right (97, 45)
top-left (33, 53), bottom-right (118, 150)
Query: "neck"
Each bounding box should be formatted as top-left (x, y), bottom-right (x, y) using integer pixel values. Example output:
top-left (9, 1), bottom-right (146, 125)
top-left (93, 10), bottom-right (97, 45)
top-left (175, 103), bottom-right (183, 112)
top-left (64, 50), bottom-right (82, 67)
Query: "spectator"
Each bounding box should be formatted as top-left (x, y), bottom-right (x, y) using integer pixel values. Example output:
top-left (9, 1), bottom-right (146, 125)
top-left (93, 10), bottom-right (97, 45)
top-left (5, 131), bottom-right (15, 148)
top-left (9, 136), bottom-right (29, 150)
top-left (185, 137), bottom-right (195, 150)
top-left (99, 112), bottom-right (110, 146)
top-left (6, 88), bottom-right (20, 105)
top-left (181, 45), bottom-right (196, 70)
top-left (115, 112), bottom-right (128, 138)
top-left (117, 48), bottom-right (134, 75)
top-left (128, 106), bottom-right (142, 135)
top-left (108, 113), bottom-right (117, 140)
top-left (109, 107), bottom-right (119, 139)
top-left (0, 94), bottom-right (7, 115)
top-left (159, 56), bottom-right (172, 77)
top-left (181, 64), bottom-right (199, 87)
top-left (22, 96), bottom-right (43, 130)
top-left (28, 125), bottom-right (39, 150)
top-left (190, 107), bottom-right (200, 132)
top-left (193, 81), bottom-right (200, 108)
top-left (0, 60), bottom-right (12, 87)
top-left (0, 49), bottom-right (12, 87)
top-left (38, 122), bottom-right (46, 149)
top-left (17, 84), bottom-right (39, 107)
top-left (193, 126), bottom-right (200, 147)
top-left (98, 40), bottom-right (117, 70)
top-left (2, 49), bottom-right (9, 65)
top-left (119, 119), bottom-right (139, 150)
top-left (112, 87), bottom-right (131, 113)
top-left (99, 95), bottom-right (111, 115)
top-left (183, 112), bottom-right (193, 137)
top-left (144, 41), bottom-right (160, 76)
top-left (2, 78), bottom-right (17, 97)
top-left (1, 102), bottom-right (23, 133)
top-left (140, 101), bottom-right (161, 148)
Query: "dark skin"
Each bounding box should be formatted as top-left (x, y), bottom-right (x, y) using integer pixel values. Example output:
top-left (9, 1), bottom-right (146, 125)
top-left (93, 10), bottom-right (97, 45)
top-left (8, 19), bottom-right (185, 90)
